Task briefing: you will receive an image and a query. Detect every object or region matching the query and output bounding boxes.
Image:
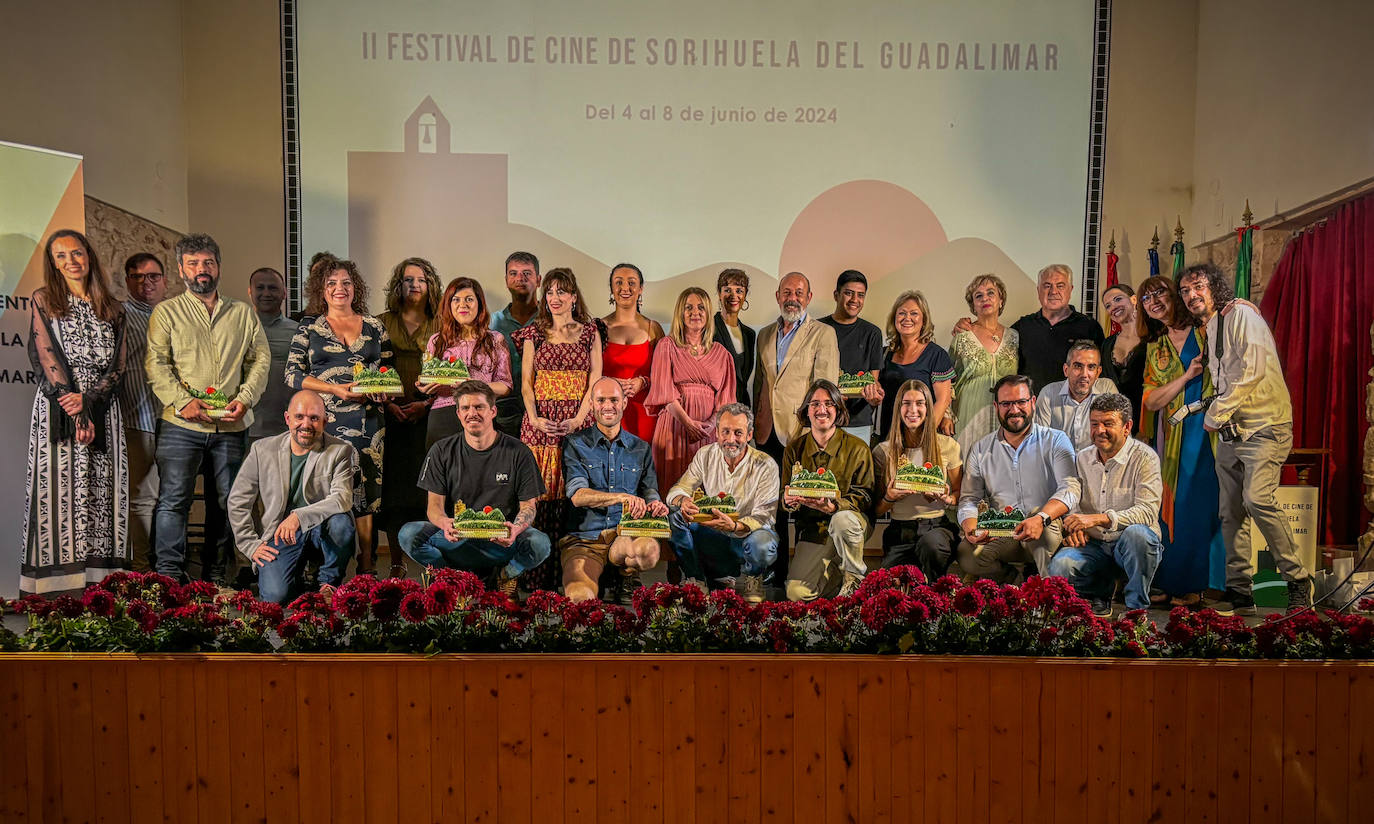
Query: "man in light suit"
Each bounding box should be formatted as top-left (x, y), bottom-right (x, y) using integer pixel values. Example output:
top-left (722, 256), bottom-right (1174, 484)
top-left (228, 390), bottom-right (358, 604)
top-left (753, 271), bottom-right (841, 570)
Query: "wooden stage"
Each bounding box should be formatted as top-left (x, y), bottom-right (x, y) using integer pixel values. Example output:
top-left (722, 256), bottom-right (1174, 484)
top-left (1, 654), bottom-right (1371, 823)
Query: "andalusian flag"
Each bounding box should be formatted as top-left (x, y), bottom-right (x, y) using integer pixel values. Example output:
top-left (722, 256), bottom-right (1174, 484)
top-left (1235, 202), bottom-right (1256, 299)
top-left (1170, 217), bottom-right (1186, 278)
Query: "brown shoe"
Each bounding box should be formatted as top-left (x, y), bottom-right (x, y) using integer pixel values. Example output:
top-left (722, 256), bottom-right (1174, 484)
top-left (388, 563), bottom-right (408, 580)
top-left (494, 569), bottom-right (519, 600)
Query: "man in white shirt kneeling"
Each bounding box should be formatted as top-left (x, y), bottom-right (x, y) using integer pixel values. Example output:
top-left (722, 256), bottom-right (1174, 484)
top-left (1048, 393), bottom-right (1163, 617)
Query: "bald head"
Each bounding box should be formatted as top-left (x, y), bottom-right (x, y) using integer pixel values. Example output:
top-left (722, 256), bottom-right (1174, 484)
top-left (591, 376), bottom-right (627, 433)
top-left (776, 271), bottom-right (812, 323)
top-left (285, 390), bottom-right (327, 450)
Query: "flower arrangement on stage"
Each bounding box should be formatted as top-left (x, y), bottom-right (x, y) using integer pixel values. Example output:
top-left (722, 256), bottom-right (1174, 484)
top-left (5, 571), bottom-right (1374, 659)
top-left (5, 571), bottom-right (281, 653)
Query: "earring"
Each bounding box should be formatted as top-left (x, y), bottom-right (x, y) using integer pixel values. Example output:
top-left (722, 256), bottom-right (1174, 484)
top-left (741, 299), bottom-right (750, 311)
top-left (609, 296), bottom-right (615, 305)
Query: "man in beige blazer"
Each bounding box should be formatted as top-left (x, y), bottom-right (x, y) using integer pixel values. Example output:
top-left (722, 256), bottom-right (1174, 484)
top-left (228, 390), bottom-right (358, 603)
top-left (753, 272), bottom-right (840, 569)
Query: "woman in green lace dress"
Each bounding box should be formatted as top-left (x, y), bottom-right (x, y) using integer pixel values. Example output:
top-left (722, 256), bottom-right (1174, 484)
top-left (949, 274), bottom-right (1019, 455)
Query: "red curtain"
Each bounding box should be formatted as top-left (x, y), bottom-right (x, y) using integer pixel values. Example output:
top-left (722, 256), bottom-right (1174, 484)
top-left (1261, 194), bottom-right (1374, 545)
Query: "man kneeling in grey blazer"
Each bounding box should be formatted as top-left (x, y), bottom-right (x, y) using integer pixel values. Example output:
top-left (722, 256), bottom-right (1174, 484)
top-left (229, 390), bottom-right (358, 604)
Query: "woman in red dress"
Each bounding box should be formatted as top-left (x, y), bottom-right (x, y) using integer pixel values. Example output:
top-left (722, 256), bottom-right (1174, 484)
top-left (644, 288), bottom-right (736, 491)
top-left (512, 268), bottom-right (602, 590)
top-left (598, 263), bottom-right (664, 443)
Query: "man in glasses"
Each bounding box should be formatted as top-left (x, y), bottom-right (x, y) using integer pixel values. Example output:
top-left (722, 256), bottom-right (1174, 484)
top-left (781, 379), bottom-right (874, 600)
top-left (956, 374), bottom-right (1079, 582)
top-left (1178, 262), bottom-right (1312, 613)
top-left (120, 253), bottom-right (169, 571)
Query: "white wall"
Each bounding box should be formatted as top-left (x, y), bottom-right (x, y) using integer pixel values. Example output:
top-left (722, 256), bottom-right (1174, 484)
top-left (1100, 0), bottom-right (1199, 289)
top-left (1, 0), bottom-right (188, 231)
top-left (1190, 0), bottom-right (1374, 241)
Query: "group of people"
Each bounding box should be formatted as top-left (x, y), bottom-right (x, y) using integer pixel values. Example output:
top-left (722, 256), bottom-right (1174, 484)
top-left (22, 230), bottom-right (1312, 617)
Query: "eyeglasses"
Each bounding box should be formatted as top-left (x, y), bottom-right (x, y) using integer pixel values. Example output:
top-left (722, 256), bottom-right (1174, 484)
top-left (127, 272), bottom-right (165, 282)
top-left (995, 398), bottom-right (1033, 410)
top-left (807, 400), bottom-right (838, 411)
top-left (1140, 289), bottom-right (1168, 303)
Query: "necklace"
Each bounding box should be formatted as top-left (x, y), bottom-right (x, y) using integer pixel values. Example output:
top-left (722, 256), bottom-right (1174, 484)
top-left (974, 322), bottom-right (1001, 343)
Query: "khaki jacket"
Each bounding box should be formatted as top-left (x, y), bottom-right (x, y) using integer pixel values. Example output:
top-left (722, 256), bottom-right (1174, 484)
top-left (753, 316), bottom-right (840, 445)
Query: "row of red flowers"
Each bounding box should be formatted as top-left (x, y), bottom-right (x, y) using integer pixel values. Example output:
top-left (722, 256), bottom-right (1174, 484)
top-left (3, 568), bottom-right (1373, 659)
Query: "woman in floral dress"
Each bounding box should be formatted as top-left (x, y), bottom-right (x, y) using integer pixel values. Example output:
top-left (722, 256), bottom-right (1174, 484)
top-left (22, 230), bottom-right (129, 595)
top-left (286, 254), bottom-right (394, 574)
top-left (512, 267), bottom-right (602, 590)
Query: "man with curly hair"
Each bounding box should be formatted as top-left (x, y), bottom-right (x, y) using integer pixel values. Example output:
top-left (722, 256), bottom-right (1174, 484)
top-left (1179, 262), bottom-right (1312, 613)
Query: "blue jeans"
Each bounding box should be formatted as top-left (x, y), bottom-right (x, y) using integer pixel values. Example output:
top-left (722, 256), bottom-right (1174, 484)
top-left (669, 510), bottom-right (779, 578)
top-left (153, 422), bottom-right (246, 581)
top-left (257, 513), bottom-right (357, 605)
top-left (398, 521), bottom-right (551, 578)
top-left (1048, 524), bottom-right (1163, 609)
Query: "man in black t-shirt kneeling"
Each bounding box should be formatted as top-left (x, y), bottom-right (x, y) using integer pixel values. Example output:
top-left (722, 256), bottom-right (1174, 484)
top-left (398, 381), bottom-right (549, 595)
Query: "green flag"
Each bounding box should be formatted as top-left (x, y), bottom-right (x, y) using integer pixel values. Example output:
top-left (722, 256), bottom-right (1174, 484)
top-left (1235, 226), bottom-right (1253, 300)
top-left (1170, 239), bottom-right (1185, 278)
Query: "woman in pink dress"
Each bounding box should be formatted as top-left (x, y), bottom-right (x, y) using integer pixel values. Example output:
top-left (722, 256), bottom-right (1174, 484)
top-left (598, 263), bottom-right (664, 442)
top-left (418, 276), bottom-right (513, 448)
top-left (644, 287), bottom-right (736, 491)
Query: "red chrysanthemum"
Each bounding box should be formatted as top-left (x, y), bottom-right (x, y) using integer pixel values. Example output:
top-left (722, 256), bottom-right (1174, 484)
top-left (82, 589), bottom-right (116, 618)
top-left (399, 593), bottom-right (429, 623)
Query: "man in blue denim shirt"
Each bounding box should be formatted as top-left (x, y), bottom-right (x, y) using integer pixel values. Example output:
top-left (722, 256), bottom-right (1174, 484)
top-left (561, 377), bottom-right (669, 603)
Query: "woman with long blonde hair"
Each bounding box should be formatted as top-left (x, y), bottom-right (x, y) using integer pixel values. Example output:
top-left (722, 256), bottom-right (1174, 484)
top-left (876, 290), bottom-right (955, 441)
top-left (872, 379), bottom-right (963, 580)
top-left (644, 287), bottom-right (737, 491)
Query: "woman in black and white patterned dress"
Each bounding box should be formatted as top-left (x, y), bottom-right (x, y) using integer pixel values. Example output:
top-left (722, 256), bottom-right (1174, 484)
top-left (22, 230), bottom-right (129, 596)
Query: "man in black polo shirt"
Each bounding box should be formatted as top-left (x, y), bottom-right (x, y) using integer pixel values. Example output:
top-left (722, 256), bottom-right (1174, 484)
top-left (818, 269), bottom-right (884, 444)
top-left (953, 263), bottom-right (1103, 394)
top-left (1012, 264), bottom-right (1104, 393)
top-left (398, 380), bottom-right (550, 594)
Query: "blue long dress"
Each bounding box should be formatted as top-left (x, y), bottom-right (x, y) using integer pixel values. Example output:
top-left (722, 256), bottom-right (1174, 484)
top-left (1149, 330), bottom-right (1226, 595)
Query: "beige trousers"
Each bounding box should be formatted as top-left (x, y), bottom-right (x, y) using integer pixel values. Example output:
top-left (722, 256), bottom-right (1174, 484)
top-left (785, 510), bottom-right (869, 601)
top-left (954, 520), bottom-right (1063, 583)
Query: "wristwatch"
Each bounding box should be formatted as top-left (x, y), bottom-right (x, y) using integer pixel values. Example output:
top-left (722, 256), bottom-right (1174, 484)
top-left (1036, 511), bottom-right (1052, 525)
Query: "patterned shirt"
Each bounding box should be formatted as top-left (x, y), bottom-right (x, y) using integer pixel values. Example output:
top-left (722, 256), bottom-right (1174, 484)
top-left (562, 425), bottom-right (661, 538)
top-left (248, 313), bottom-right (300, 438)
top-left (119, 299), bottom-right (159, 433)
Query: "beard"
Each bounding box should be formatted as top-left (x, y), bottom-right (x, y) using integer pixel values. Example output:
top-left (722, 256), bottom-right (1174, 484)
top-left (187, 274), bottom-right (219, 295)
top-left (999, 412), bottom-right (1030, 434)
top-left (781, 302), bottom-right (805, 324)
top-left (720, 441), bottom-right (745, 460)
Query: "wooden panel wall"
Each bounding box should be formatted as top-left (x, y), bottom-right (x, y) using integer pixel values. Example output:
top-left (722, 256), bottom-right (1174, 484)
top-left (1, 655), bottom-right (1371, 824)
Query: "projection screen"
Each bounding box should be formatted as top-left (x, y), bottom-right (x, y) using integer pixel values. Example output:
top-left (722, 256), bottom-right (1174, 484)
top-left (287, 0), bottom-right (1108, 330)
